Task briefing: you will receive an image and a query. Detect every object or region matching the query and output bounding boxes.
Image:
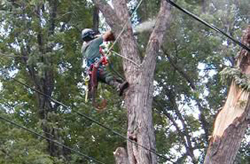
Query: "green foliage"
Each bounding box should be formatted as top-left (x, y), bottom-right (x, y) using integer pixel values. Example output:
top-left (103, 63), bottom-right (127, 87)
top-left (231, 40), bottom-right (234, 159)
top-left (151, 0), bottom-right (250, 163)
top-left (220, 67), bottom-right (250, 91)
top-left (0, 0), bottom-right (250, 163)
top-left (0, 123), bottom-right (55, 164)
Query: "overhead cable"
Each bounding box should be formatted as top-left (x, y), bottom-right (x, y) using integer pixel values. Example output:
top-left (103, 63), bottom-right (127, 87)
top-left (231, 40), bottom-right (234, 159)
top-left (166, 0), bottom-right (250, 53)
top-left (0, 115), bottom-right (105, 164)
top-left (12, 78), bottom-right (170, 162)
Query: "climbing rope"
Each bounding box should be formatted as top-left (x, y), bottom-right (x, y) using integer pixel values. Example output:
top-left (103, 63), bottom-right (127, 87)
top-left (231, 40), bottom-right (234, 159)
top-left (111, 50), bottom-right (140, 67)
top-left (106, 0), bottom-right (144, 66)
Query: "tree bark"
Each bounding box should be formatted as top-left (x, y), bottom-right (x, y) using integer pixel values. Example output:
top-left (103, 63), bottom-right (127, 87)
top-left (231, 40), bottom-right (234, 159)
top-left (93, 0), bottom-right (171, 163)
top-left (204, 26), bottom-right (250, 164)
top-left (93, 6), bottom-right (99, 33)
top-left (201, 0), bottom-right (207, 13)
top-left (114, 147), bottom-right (129, 164)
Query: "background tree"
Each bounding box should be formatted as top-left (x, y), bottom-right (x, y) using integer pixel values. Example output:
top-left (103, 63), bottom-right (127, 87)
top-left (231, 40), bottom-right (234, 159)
top-left (0, 0), bottom-right (126, 163)
top-left (0, 0), bottom-right (249, 163)
top-left (204, 26), bottom-right (250, 164)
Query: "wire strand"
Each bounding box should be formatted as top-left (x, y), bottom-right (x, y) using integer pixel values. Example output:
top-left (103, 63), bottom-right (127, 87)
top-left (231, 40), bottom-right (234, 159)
top-left (11, 78), bottom-right (170, 162)
top-left (166, 0), bottom-right (250, 53)
top-left (0, 114), bottom-right (105, 164)
top-left (107, 0), bottom-right (144, 53)
top-left (107, 0), bottom-right (144, 66)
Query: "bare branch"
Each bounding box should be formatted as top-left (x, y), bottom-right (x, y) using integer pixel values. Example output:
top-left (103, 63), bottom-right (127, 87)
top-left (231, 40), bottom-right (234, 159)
top-left (161, 47), bottom-right (196, 90)
top-left (153, 99), bottom-right (196, 163)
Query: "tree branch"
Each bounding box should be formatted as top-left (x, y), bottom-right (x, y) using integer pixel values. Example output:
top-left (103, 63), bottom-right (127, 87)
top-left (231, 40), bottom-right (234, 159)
top-left (162, 47), bottom-right (196, 90)
top-left (92, 6), bottom-right (99, 32)
top-left (92, 0), bottom-right (123, 33)
top-left (48, 0), bottom-right (58, 35)
top-left (143, 0), bottom-right (172, 67)
top-left (157, 88), bottom-right (197, 163)
top-left (112, 0), bottom-right (128, 23)
top-left (196, 99), bottom-right (210, 144)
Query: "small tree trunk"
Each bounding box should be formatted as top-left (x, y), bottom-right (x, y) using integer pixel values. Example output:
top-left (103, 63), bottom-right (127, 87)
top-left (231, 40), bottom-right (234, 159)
top-left (201, 0), bottom-right (207, 13)
top-left (93, 6), bottom-right (99, 33)
top-left (204, 26), bottom-right (250, 164)
top-left (114, 147), bottom-right (129, 164)
top-left (25, 1), bottom-right (65, 158)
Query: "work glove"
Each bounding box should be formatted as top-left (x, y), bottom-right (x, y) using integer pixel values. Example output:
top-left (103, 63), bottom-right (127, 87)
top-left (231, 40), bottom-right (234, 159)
top-left (105, 31), bottom-right (115, 41)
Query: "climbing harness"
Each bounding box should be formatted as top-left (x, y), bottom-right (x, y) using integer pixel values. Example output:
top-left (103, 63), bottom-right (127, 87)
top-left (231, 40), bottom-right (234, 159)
top-left (84, 0), bottom-right (145, 107)
top-left (86, 47), bottom-right (109, 110)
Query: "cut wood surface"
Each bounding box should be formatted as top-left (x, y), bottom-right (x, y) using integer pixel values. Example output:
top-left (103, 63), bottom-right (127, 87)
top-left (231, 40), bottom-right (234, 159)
top-left (205, 26), bottom-right (250, 164)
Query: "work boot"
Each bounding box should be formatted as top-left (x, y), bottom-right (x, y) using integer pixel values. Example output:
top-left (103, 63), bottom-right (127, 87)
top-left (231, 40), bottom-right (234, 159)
top-left (108, 80), bottom-right (129, 96)
top-left (118, 81), bottom-right (129, 96)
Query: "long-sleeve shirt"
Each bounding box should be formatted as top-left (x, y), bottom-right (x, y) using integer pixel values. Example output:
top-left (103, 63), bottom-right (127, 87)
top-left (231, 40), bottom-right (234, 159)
top-left (82, 37), bottom-right (103, 67)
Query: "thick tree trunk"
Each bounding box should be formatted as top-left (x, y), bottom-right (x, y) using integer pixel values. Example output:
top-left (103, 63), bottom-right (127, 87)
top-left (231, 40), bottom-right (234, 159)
top-left (93, 0), bottom-right (171, 163)
top-left (204, 26), bottom-right (250, 164)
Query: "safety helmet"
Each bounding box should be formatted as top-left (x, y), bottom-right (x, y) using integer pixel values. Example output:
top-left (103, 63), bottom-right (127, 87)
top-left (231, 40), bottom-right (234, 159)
top-left (81, 28), bottom-right (96, 41)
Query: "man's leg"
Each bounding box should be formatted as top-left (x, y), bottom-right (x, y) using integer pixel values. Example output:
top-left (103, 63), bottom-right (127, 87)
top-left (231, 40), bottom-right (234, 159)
top-left (99, 67), bottom-right (129, 96)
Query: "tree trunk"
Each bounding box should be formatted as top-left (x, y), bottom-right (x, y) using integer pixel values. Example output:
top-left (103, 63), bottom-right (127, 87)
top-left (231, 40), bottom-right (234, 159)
top-left (204, 26), bottom-right (250, 164)
top-left (114, 147), bottom-right (129, 164)
top-left (93, 6), bottom-right (99, 33)
top-left (201, 0), bottom-right (207, 13)
top-left (93, 0), bottom-right (171, 163)
top-left (22, 1), bottom-right (65, 158)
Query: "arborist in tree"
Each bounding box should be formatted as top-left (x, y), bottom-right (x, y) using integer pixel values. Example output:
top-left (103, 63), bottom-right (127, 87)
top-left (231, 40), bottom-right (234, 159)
top-left (81, 29), bottom-right (129, 105)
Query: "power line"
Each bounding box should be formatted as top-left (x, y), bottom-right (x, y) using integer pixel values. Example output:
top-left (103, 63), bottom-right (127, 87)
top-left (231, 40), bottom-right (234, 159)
top-left (166, 0), bottom-right (250, 53)
top-left (11, 78), bottom-right (170, 162)
top-left (0, 114), bottom-right (105, 164)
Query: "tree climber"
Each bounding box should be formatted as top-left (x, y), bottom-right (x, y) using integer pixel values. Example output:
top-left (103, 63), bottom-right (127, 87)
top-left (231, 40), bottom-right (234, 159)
top-left (81, 29), bottom-right (129, 99)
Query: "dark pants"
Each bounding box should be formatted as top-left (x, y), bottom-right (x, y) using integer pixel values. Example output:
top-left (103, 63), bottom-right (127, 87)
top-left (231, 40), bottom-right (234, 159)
top-left (97, 67), bottom-right (114, 84)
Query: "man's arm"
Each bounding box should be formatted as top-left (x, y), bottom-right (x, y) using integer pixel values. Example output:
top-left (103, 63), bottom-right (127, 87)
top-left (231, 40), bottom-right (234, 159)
top-left (102, 31), bottom-right (115, 41)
